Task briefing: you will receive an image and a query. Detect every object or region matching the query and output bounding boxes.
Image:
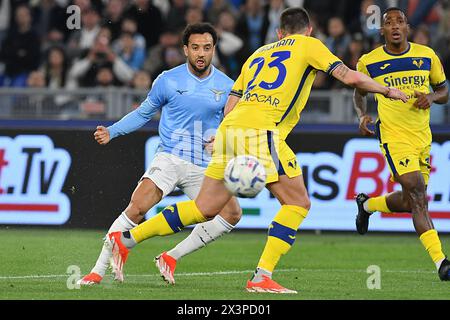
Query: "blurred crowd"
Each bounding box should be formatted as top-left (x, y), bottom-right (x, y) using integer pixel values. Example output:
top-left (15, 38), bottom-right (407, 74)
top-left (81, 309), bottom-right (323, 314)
top-left (0, 0), bottom-right (449, 94)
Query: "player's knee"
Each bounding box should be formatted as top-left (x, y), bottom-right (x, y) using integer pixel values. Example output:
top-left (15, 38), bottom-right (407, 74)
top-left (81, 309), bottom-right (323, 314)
top-left (195, 203), bottom-right (216, 220)
top-left (404, 183), bottom-right (427, 205)
top-left (302, 197), bottom-right (311, 211)
top-left (282, 196), bottom-right (311, 210)
top-left (291, 196), bottom-right (311, 211)
top-left (401, 198), bottom-right (412, 213)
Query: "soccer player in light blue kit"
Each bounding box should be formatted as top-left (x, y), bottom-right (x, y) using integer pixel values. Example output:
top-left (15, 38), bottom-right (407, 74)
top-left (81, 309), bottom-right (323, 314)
top-left (78, 23), bottom-right (242, 285)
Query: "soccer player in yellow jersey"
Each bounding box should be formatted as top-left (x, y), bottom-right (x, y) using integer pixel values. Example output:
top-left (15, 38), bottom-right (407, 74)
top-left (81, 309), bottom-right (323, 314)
top-left (353, 7), bottom-right (450, 281)
top-left (107, 7), bottom-right (407, 293)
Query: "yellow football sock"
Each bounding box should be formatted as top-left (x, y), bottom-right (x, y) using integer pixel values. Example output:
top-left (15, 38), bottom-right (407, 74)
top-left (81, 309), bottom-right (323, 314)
top-left (367, 195), bottom-right (392, 213)
top-left (257, 205), bottom-right (308, 273)
top-left (419, 229), bottom-right (445, 264)
top-left (131, 200), bottom-right (206, 243)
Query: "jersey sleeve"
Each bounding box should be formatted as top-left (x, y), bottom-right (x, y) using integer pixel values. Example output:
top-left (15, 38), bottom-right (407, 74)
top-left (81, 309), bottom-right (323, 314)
top-left (430, 51), bottom-right (447, 89)
top-left (107, 74), bottom-right (166, 139)
top-left (356, 58), bottom-right (370, 76)
top-left (230, 72), bottom-right (244, 98)
top-left (306, 37), bottom-right (343, 75)
top-left (145, 73), bottom-right (168, 108)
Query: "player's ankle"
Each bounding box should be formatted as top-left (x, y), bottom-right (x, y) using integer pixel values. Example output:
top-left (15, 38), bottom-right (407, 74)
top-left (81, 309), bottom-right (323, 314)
top-left (251, 267), bottom-right (272, 283)
top-left (122, 231), bottom-right (137, 249)
top-left (436, 257), bottom-right (446, 271)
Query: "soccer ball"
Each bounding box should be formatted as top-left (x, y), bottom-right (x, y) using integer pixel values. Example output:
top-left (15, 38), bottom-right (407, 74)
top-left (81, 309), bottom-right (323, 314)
top-left (224, 155), bottom-right (266, 198)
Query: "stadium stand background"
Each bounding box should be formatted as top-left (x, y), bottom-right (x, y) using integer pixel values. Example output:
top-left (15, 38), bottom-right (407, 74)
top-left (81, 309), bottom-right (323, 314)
top-left (0, 0), bottom-right (449, 123)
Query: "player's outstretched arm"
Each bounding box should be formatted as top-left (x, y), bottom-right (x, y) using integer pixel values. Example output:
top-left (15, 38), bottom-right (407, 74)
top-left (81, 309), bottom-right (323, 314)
top-left (353, 89), bottom-right (375, 136)
top-left (332, 64), bottom-right (408, 103)
top-left (99, 97), bottom-right (162, 145)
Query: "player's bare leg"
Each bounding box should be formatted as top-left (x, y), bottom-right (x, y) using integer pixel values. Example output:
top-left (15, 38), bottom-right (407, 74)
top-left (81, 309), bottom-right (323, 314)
top-left (123, 178), bottom-right (163, 224)
top-left (78, 178), bottom-right (162, 285)
top-left (394, 172), bottom-right (432, 235)
top-left (356, 186), bottom-right (414, 235)
top-left (194, 176), bottom-right (234, 219)
top-left (396, 172), bottom-right (449, 280)
top-left (356, 171), bottom-right (449, 280)
top-left (247, 174), bottom-right (310, 294)
top-left (156, 196), bottom-right (241, 284)
top-left (384, 190), bottom-right (412, 213)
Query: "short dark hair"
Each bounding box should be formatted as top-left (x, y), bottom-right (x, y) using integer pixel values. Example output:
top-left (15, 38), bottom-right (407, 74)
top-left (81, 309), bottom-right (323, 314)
top-left (280, 7), bottom-right (310, 34)
top-left (382, 7), bottom-right (408, 23)
top-left (182, 23), bottom-right (218, 46)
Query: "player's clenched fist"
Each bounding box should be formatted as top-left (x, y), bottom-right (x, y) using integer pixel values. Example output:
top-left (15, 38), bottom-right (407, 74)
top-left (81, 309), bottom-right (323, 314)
top-left (94, 126), bottom-right (110, 145)
top-left (413, 90), bottom-right (433, 110)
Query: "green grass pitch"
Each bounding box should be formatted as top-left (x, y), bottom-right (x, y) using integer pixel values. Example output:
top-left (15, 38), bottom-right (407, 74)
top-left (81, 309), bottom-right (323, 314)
top-left (0, 228), bottom-right (449, 300)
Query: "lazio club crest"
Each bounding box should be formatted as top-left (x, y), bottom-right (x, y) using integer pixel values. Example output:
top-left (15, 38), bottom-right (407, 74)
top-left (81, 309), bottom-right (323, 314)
top-left (210, 89), bottom-right (225, 102)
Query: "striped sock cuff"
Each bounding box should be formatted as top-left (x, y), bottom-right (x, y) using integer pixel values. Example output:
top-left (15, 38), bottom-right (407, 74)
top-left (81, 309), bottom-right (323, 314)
top-left (120, 212), bottom-right (138, 229)
top-left (214, 215), bottom-right (234, 232)
top-left (268, 221), bottom-right (297, 245)
top-left (161, 205), bottom-right (184, 233)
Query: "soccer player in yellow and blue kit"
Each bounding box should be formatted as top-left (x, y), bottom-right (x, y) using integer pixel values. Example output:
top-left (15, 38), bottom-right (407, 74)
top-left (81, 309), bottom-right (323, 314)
top-left (107, 7), bottom-right (407, 293)
top-left (353, 7), bottom-right (450, 281)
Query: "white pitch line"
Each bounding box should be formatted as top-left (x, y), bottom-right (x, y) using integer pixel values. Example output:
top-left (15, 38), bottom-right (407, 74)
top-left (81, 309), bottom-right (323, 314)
top-left (0, 274), bottom-right (68, 280)
top-left (0, 267), bottom-right (436, 281)
top-left (0, 268), bottom-right (298, 280)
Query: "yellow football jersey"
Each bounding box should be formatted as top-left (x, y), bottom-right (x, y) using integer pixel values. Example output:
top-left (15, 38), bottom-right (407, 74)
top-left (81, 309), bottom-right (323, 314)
top-left (357, 42), bottom-right (447, 147)
top-left (224, 34), bottom-right (342, 137)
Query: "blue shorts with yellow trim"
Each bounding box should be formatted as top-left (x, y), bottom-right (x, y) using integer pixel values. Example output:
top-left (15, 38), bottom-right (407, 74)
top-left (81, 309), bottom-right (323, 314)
top-left (205, 124), bottom-right (302, 183)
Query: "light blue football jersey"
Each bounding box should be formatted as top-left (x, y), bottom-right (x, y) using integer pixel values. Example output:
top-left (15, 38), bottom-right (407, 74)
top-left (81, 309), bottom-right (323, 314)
top-left (108, 63), bottom-right (234, 167)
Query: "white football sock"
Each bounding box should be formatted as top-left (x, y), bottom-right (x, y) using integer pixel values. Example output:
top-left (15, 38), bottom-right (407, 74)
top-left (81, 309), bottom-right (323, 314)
top-left (90, 212), bottom-right (137, 277)
top-left (363, 201), bottom-right (374, 213)
top-left (167, 215), bottom-right (234, 260)
top-left (436, 257), bottom-right (445, 271)
top-left (251, 267), bottom-right (272, 283)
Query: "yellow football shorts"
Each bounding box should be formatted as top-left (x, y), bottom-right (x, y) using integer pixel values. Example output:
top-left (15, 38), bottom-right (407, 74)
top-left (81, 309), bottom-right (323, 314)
top-left (205, 124), bottom-right (302, 184)
top-left (380, 142), bottom-right (431, 185)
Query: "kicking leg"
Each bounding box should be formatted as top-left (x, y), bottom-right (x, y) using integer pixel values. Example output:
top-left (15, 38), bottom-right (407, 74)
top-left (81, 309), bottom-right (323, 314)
top-left (166, 197), bottom-right (241, 260)
top-left (78, 178), bottom-right (162, 285)
top-left (108, 176), bottom-right (232, 280)
top-left (125, 176), bottom-right (233, 245)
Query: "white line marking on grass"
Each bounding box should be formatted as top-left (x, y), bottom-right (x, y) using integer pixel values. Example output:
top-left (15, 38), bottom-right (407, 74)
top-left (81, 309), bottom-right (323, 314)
top-left (0, 267), bottom-right (436, 281)
top-left (0, 268), bottom-right (298, 280)
top-left (296, 268), bottom-right (435, 274)
top-left (0, 274), bottom-right (68, 280)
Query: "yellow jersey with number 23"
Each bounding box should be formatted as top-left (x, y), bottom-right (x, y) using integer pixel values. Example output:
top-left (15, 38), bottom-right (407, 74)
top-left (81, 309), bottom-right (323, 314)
top-left (223, 34), bottom-right (342, 138)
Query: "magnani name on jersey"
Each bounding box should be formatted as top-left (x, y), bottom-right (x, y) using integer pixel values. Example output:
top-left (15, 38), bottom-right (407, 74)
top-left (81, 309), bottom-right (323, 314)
top-left (257, 38), bottom-right (296, 53)
top-left (243, 92), bottom-right (280, 107)
top-left (383, 74), bottom-right (427, 88)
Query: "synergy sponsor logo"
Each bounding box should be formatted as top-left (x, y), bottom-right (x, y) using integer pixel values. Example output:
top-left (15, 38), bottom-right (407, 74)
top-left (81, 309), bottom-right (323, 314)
top-left (0, 135), bottom-right (71, 225)
top-left (145, 137), bottom-right (450, 232)
top-left (383, 75), bottom-right (427, 88)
